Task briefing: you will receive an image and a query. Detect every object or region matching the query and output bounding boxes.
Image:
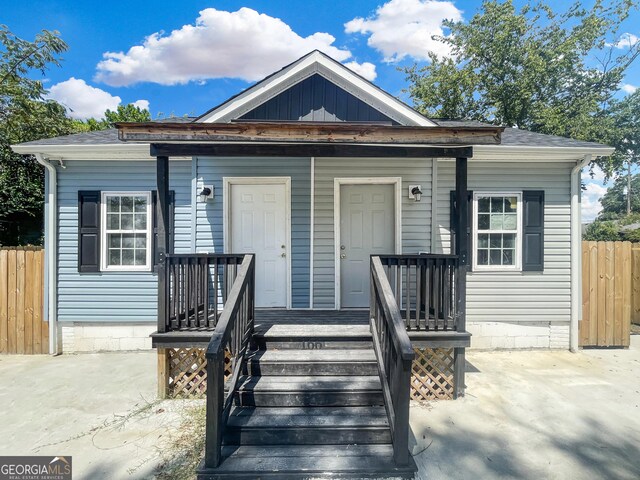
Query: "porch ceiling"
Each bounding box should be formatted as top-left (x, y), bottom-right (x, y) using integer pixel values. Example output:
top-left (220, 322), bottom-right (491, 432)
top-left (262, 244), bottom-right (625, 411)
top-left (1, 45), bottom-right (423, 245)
top-left (116, 121), bottom-right (502, 148)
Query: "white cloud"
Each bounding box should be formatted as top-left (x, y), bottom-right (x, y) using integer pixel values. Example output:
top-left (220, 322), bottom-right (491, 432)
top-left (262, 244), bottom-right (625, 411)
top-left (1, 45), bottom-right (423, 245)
top-left (48, 78), bottom-right (121, 119)
top-left (48, 77), bottom-right (149, 119)
top-left (622, 83), bottom-right (637, 94)
top-left (343, 61), bottom-right (377, 81)
top-left (608, 32), bottom-right (639, 49)
top-left (95, 7), bottom-right (370, 86)
top-left (582, 182), bottom-right (608, 222)
top-left (132, 99), bottom-right (150, 110)
top-left (344, 0), bottom-right (463, 62)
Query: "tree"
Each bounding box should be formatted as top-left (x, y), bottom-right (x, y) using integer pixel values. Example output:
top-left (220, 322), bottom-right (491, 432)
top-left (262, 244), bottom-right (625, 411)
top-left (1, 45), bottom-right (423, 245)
top-left (0, 25), bottom-right (74, 245)
top-left (73, 104), bottom-right (151, 132)
top-left (404, 0), bottom-right (639, 177)
top-left (599, 173), bottom-right (640, 217)
top-left (583, 220), bottom-right (621, 241)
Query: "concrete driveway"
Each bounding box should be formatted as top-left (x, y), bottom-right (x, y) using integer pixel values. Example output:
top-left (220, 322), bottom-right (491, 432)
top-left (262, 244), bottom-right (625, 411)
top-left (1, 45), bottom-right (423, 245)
top-left (0, 338), bottom-right (638, 480)
top-left (411, 335), bottom-right (640, 480)
top-left (0, 351), bottom-right (185, 480)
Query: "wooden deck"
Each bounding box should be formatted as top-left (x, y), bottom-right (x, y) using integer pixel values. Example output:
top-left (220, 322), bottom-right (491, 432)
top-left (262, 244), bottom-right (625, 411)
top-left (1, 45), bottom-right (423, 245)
top-left (151, 309), bottom-right (469, 348)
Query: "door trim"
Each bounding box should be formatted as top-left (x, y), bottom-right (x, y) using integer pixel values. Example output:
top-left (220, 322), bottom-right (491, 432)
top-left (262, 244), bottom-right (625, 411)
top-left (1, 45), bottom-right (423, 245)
top-left (333, 177), bottom-right (402, 309)
top-left (223, 176), bottom-right (292, 309)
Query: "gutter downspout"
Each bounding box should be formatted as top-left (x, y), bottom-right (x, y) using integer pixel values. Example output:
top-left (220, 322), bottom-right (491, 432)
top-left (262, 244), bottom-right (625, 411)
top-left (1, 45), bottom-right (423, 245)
top-left (570, 154), bottom-right (591, 353)
top-left (35, 153), bottom-right (59, 355)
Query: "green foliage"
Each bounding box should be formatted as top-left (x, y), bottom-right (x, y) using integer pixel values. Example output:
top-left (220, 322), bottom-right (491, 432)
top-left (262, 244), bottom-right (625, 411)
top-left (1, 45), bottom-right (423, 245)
top-left (0, 25), bottom-right (73, 245)
top-left (73, 104), bottom-right (152, 132)
top-left (403, 0), bottom-right (639, 177)
top-left (583, 221), bottom-right (621, 241)
top-left (599, 173), bottom-right (640, 216)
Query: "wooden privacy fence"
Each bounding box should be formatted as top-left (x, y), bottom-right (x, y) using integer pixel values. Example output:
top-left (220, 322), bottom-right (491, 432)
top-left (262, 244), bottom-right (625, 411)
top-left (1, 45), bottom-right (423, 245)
top-left (580, 241), bottom-right (637, 348)
top-left (0, 247), bottom-right (48, 354)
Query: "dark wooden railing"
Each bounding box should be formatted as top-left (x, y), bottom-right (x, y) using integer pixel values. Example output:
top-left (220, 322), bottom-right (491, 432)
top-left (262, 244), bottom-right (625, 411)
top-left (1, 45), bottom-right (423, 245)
top-left (378, 254), bottom-right (459, 331)
top-left (159, 253), bottom-right (246, 333)
top-left (204, 254), bottom-right (255, 468)
top-left (370, 256), bottom-right (415, 465)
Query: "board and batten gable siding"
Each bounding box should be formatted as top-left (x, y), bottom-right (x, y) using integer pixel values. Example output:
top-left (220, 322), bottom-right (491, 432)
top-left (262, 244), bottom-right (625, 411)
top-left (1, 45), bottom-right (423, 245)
top-left (195, 157), bottom-right (311, 308)
top-left (435, 159), bottom-right (572, 324)
top-left (57, 160), bottom-right (192, 322)
top-left (313, 157), bottom-right (433, 308)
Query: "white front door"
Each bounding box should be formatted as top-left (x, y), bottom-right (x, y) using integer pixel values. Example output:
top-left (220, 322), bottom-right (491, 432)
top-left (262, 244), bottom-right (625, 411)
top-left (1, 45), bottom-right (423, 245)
top-left (229, 182), bottom-right (288, 307)
top-left (340, 184), bottom-right (395, 308)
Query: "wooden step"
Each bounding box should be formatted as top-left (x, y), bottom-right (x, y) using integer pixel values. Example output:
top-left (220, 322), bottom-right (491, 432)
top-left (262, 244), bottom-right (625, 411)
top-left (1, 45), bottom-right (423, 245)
top-left (224, 406), bottom-right (390, 445)
top-left (235, 375), bottom-right (384, 407)
top-left (197, 444), bottom-right (417, 479)
top-left (253, 323), bottom-right (373, 350)
top-left (246, 349), bottom-right (378, 376)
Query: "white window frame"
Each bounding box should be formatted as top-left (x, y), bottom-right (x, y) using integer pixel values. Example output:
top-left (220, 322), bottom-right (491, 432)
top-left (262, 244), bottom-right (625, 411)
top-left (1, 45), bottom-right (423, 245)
top-left (100, 191), bottom-right (153, 272)
top-left (472, 191), bottom-right (523, 272)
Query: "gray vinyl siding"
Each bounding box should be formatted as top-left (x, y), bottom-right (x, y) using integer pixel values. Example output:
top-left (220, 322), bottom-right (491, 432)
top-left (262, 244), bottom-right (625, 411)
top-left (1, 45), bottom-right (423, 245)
top-left (56, 160), bottom-right (192, 322)
top-left (435, 160), bottom-right (572, 324)
top-left (313, 157), bottom-right (433, 308)
top-left (195, 157), bottom-right (311, 308)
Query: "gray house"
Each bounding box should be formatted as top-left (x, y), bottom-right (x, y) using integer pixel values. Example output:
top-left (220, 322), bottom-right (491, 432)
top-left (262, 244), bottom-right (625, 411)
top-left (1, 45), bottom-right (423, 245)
top-left (13, 51), bottom-right (613, 478)
top-left (13, 50), bottom-right (611, 354)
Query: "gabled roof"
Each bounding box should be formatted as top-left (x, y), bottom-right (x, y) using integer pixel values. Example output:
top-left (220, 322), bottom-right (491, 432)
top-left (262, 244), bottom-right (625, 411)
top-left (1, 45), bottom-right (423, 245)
top-left (196, 50), bottom-right (435, 127)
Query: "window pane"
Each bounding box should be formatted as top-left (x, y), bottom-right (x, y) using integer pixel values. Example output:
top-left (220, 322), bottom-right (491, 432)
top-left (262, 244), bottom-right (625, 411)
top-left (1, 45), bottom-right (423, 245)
top-left (503, 249), bottom-right (514, 265)
top-left (477, 249), bottom-right (488, 265)
top-left (108, 234), bottom-right (121, 248)
top-left (503, 233), bottom-right (515, 248)
top-left (489, 234), bottom-right (502, 248)
top-left (489, 250), bottom-right (502, 265)
top-left (122, 234), bottom-right (135, 248)
top-left (121, 196), bottom-right (133, 212)
top-left (135, 249), bottom-right (146, 265)
top-left (107, 213), bottom-right (120, 230)
top-left (478, 234), bottom-right (489, 248)
top-left (490, 197), bottom-right (503, 213)
top-left (107, 196), bottom-right (120, 213)
top-left (121, 214), bottom-right (133, 230)
top-left (122, 249), bottom-right (135, 265)
top-left (134, 196), bottom-right (147, 212)
top-left (478, 197), bottom-right (490, 213)
top-left (478, 214), bottom-right (490, 230)
top-left (490, 214), bottom-right (504, 229)
top-left (503, 214), bottom-right (517, 230)
top-left (108, 249), bottom-right (120, 266)
top-left (135, 235), bottom-right (147, 248)
top-left (134, 214), bottom-right (147, 230)
top-left (505, 197), bottom-right (517, 213)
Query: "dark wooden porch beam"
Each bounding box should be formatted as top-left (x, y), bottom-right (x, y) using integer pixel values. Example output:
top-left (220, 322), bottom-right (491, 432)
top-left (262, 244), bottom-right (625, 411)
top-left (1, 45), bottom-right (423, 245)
top-left (150, 143), bottom-right (473, 159)
top-left (157, 155), bottom-right (170, 333)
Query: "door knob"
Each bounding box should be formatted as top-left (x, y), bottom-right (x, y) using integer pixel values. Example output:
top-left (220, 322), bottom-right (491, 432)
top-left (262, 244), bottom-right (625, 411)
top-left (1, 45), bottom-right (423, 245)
top-left (340, 254), bottom-right (346, 259)
top-left (340, 245), bottom-right (346, 250)
top-left (281, 253), bottom-right (286, 257)
top-left (281, 244), bottom-right (286, 248)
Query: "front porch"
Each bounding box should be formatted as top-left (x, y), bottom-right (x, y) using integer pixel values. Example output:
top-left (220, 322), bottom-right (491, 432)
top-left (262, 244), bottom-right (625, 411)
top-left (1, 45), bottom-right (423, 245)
top-left (116, 120), bottom-right (480, 479)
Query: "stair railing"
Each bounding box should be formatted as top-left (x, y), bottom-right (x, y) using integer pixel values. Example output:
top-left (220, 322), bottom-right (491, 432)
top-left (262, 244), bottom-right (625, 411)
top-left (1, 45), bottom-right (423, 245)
top-left (204, 254), bottom-right (255, 468)
top-left (370, 255), bottom-right (415, 465)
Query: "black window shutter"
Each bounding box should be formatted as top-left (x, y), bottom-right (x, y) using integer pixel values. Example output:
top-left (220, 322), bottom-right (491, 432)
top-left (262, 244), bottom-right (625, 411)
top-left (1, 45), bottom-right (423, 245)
top-left (152, 190), bottom-right (175, 269)
top-left (523, 190), bottom-right (545, 271)
top-left (450, 190), bottom-right (473, 264)
top-left (78, 191), bottom-right (101, 272)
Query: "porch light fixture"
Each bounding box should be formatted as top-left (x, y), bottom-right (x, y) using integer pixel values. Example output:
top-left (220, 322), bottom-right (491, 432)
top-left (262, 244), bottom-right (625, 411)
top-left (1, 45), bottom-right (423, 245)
top-left (199, 186), bottom-right (214, 202)
top-left (409, 185), bottom-right (422, 202)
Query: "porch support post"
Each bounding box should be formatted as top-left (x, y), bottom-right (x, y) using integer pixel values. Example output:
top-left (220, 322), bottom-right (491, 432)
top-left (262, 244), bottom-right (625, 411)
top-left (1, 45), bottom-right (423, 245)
top-left (157, 155), bottom-right (170, 333)
top-left (454, 157), bottom-right (468, 399)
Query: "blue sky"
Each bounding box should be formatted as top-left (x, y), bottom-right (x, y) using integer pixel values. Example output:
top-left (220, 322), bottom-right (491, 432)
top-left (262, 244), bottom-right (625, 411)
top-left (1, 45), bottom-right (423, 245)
top-left (4, 0), bottom-right (640, 220)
